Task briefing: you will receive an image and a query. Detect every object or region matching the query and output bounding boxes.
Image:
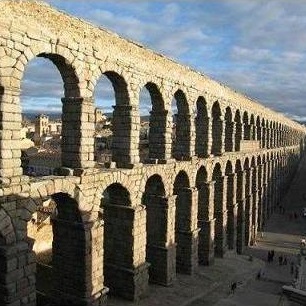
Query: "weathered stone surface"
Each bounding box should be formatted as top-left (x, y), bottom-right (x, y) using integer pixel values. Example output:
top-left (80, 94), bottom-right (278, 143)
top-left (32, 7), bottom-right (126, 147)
top-left (0, 1), bottom-right (305, 306)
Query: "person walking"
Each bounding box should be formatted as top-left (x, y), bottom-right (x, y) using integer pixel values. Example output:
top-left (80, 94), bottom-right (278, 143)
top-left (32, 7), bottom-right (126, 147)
top-left (256, 269), bottom-right (261, 280)
top-left (295, 266), bottom-right (299, 279)
top-left (231, 282), bottom-right (237, 294)
top-left (290, 262), bottom-right (294, 275)
top-left (271, 250), bottom-right (275, 262)
top-left (279, 255), bottom-right (283, 265)
top-left (267, 251), bottom-right (271, 263)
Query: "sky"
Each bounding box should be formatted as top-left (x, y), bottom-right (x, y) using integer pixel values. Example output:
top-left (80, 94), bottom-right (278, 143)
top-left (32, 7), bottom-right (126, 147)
top-left (21, 0), bottom-right (306, 121)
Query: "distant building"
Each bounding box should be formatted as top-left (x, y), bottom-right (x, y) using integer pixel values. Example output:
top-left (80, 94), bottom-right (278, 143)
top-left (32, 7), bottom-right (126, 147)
top-left (48, 121), bottom-right (62, 135)
top-left (33, 114), bottom-right (62, 145)
top-left (94, 130), bottom-right (112, 163)
top-left (35, 114), bottom-right (49, 137)
top-left (95, 107), bottom-right (107, 124)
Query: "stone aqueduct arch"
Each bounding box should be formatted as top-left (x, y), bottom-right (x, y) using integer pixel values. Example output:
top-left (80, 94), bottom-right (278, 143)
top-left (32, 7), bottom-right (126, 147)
top-left (0, 1), bottom-right (306, 305)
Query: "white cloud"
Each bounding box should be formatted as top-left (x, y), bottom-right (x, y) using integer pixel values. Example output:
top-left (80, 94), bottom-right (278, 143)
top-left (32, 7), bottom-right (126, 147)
top-left (161, 3), bottom-right (180, 25)
top-left (90, 9), bottom-right (151, 42)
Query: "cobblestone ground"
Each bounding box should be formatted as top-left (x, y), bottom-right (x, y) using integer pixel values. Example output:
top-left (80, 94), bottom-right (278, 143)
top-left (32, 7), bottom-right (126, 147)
top-left (107, 252), bottom-right (263, 306)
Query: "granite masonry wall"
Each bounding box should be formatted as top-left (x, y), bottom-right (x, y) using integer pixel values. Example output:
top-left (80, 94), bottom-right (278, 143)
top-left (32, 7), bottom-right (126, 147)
top-left (0, 1), bottom-right (305, 305)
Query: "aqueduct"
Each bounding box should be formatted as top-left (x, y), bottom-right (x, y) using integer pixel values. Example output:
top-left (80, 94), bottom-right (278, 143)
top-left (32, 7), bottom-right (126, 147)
top-left (0, 1), bottom-right (306, 305)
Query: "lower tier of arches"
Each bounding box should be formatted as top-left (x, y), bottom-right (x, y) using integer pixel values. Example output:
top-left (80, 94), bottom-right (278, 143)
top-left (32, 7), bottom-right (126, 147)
top-left (0, 148), bottom-right (302, 306)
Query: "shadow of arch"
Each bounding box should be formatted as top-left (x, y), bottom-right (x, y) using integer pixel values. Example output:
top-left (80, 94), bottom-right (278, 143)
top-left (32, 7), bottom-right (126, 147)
top-left (140, 82), bottom-right (167, 162)
top-left (37, 53), bottom-right (80, 97)
top-left (101, 183), bottom-right (139, 300)
top-left (211, 102), bottom-right (222, 155)
top-left (0, 208), bottom-right (17, 306)
top-left (195, 97), bottom-right (209, 157)
top-left (172, 90), bottom-right (191, 160)
top-left (235, 159), bottom-right (244, 254)
top-left (0, 191), bottom-right (91, 306)
top-left (173, 170), bottom-right (193, 273)
top-left (196, 166), bottom-right (211, 265)
top-left (30, 192), bottom-right (88, 305)
top-left (0, 208), bottom-right (16, 245)
top-left (95, 70), bottom-right (133, 167)
top-left (103, 71), bottom-right (130, 106)
top-left (51, 192), bottom-right (83, 221)
top-left (256, 155), bottom-right (264, 232)
top-left (17, 51), bottom-right (81, 98)
top-left (250, 157), bottom-right (257, 245)
top-left (256, 116), bottom-right (261, 147)
top-left (243, 158), bottom-right (252, 246)
top-left (224, 107), bottom-right (233, 152)
top-left (261, 118), bottom-right (267, 148)
top-left (243, 111), bottom-right (250, 140)
top-left (212, 163), bottom-right (224, 257)
top-left (234, 110), bottom-right (242, 151)
top-left (250, 114), bottom-right (256, 140)
top-left (225, 160), bottom-right (235, 250)
top-left (142, 175), bottom-right (173, 285)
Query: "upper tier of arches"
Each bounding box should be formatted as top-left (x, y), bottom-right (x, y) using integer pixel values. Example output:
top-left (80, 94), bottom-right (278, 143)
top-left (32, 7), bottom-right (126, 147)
top-left (0, 0), bottom-right (305, 180)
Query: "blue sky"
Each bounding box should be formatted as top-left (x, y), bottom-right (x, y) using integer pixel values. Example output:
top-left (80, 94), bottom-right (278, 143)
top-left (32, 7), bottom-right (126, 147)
top-left (21, 0), bottom-right (306, 121)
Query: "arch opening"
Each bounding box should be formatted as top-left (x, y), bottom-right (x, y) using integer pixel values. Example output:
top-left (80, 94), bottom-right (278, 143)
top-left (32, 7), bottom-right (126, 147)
top-left (174, 171), bottom-right (192, 273)
top-left (243, 158), bottom-right (252, 246)
top-left (142, 175), bottom-right (169, 284)
top-left (196, 166), bottom-right (211, 265)
top-left (250, 115), bottom-right (256, 140)
top-left (224, 107), bottom-right (233, 152)
top-left (235, 160), bottom-right (244, 253)
top-left (250, 157), bottom-right (257, 245)
top-left (211, 102), bottom-right (223, 155)
top-left (195, 97), bottom-right (209, 157)
top-left (21, 54), bottom-right (78, 176)
top-left (243, 112), bottom-right (250, 140)
top-left (94, 71), bottom-right (130, 166)
top-left (93, 75), bottom-right (115, 165)
top-left (139, 83), bottom-right (166, 163)
top-left (212, 163), bottom-right (225, 257)
top-left (234, 110), bottom-right (242, 151)
top-left (225, 161), bottom-right (235, 250)
top-left (101, 183), bottom-right (134, 298)
top-left (172, 90), bottom-right (190, 160)
top-left (256, 116), bottom-right (261, 147)
top-left (26, 192), bottom-right (83, 305)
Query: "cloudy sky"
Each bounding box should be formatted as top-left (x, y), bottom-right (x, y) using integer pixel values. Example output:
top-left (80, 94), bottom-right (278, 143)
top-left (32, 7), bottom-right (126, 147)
top-left (21, 0), bottom-right (306, 120)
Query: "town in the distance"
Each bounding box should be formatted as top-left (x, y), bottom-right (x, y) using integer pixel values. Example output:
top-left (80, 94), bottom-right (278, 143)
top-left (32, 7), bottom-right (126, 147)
top-left (21, 108), bottom-right (150, 176)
